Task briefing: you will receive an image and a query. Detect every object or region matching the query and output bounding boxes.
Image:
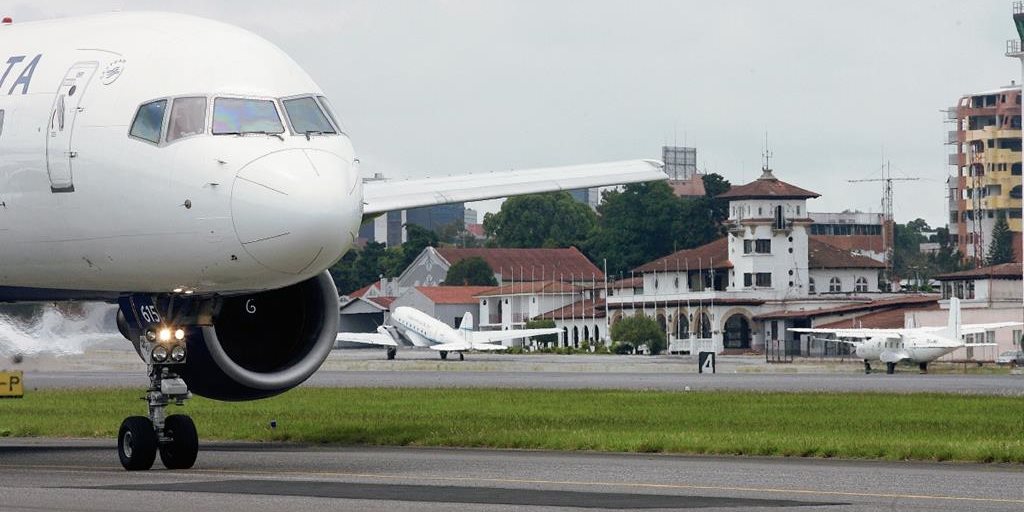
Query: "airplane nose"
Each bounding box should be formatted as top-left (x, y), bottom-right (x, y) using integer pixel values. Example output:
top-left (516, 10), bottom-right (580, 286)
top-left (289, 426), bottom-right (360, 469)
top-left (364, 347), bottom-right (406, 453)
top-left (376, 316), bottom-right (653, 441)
top-left (231, 149), bottom-right (359, 274)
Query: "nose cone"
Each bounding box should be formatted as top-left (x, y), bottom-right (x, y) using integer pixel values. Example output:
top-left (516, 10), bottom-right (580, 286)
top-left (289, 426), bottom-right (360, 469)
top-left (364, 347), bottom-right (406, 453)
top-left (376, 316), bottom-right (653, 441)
top-left (231, 149), bottom-right (359, 274)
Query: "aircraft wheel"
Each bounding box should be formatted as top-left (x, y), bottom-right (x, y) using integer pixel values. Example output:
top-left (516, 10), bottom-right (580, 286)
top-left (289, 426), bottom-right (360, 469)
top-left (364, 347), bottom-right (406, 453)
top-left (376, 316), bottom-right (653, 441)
top-left (440, 351), bottom-right (448, 360)
top-left (885, 362), bottom-right (895, 375)
top-left (459, 353), bottom-right (465, 361)
top-left (118, 416), bottom-right (157, 471)
top-left (159, 415), bottom-right (199, 470)
top-left (386, 347), bottom-right (397, 360)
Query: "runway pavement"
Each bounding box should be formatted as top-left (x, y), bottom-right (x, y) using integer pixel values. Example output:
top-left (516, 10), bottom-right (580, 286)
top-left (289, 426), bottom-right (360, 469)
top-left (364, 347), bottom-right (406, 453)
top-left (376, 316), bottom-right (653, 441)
top-left (14, 347), bottom-right (1024, 395)
top-left (0, 439), bottom-right (1022, 511)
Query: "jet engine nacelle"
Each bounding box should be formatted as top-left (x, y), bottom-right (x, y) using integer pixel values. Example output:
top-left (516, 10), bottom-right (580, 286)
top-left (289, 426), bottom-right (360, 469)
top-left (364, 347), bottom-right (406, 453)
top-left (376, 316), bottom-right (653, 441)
top-left (118, 271), bottom-right (339, 401)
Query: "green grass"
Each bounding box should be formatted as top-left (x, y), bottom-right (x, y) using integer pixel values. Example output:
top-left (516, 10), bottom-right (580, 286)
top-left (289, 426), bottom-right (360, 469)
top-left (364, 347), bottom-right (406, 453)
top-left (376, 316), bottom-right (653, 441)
top-left (1, 388), bottom-right (1022, 463)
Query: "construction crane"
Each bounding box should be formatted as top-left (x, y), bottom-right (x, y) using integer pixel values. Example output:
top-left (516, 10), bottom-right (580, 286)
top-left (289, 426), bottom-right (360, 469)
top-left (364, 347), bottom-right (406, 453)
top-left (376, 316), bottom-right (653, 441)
top-left (848, 162), bottom-right (920, 291)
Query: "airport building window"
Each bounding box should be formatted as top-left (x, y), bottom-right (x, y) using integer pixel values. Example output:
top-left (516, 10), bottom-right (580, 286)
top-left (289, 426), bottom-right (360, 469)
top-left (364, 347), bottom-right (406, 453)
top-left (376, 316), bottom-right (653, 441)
top-left (808, 277), bottom-right (815, 294)
top-left (829, 277), bottom-right (842, 293)
top-left (283, 96), bottom-right (336, 136)
top-left (130, 99), bottom-right (167, 144)
top-left (854, 277), bottom-right (868, 293)
top-left (167, 96), bottom-right (207, 142)
top-left (212, 97), bottom-right (284, 135)
top-left (755, 273), bottom-right (771, 287)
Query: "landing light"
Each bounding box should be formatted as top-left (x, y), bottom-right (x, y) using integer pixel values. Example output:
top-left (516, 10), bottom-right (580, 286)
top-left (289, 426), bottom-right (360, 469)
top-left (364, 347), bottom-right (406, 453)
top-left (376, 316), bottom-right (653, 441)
top-left (174, 328), bottom-right (186, 341)
top-left (158, 328), bottom-right (172, 342)
top-left (152, 345), bottom-right (168, 363)
top-left (170, 344), bottom-right (186, 362)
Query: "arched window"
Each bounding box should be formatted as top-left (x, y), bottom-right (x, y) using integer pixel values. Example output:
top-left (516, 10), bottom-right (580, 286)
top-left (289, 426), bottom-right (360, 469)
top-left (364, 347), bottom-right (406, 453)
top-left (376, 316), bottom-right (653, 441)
top-left (562, 327), bottom-right (569, 347)
top-left (854, 277), bottom-right (868, 293)
top-left (808, 277), bottom-right (816, 294)
top-left (583, 325), bottom-right (590, 341)
top-left (829, 277), bottom-right (842, 293)
top-left (697, 312), bottom-right (712, 339)
top-left (676, 313), bottom-right (690, 339)
top-left (656, 314), bottom-right (666, 333)
top-left (573, 326), bottom-right (579, 347)
top-left (723, 314), bottom-right (751, 349)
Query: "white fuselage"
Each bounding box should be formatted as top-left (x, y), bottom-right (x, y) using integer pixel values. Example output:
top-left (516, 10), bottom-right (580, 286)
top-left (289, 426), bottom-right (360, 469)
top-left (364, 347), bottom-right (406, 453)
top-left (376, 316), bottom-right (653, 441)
top-left (390, 307), bottom-right (465, 347)
top-left (0, 13), bottom-right (362, 296)
top-left (853, 335), bottom-right (960, 364)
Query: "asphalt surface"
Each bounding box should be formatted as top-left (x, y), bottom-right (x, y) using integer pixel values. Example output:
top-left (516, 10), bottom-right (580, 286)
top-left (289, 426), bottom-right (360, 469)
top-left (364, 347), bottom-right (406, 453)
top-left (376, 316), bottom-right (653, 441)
top-left (0, 439), bottom-right (1022, 511)
top-left (14, 348), bottom-right (1024, 395)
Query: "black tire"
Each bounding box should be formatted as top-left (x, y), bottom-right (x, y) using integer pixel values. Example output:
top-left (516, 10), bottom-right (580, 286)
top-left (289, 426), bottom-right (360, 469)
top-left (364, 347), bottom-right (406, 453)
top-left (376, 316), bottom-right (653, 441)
top-left (886, 362), bottom-right (896, 375)
top-left (159, 415), bottom-right (198, 470)
top-left (118, 416), bottom-right (157, 471)
top-left (386, 348), bottom-right (397, 360)
top-left (440, 351), bottom-right (448, 360)
top-left (459, 353), bottom-right (465, 361)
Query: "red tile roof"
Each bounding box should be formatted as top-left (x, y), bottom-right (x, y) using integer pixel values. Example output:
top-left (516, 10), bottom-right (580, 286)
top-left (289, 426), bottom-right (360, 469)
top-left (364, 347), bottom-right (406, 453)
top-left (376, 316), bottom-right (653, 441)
top-left (415, 286), bottom-right (496, 304)
top-left (816, 302), bottom-right (942, 329)
top-left (668, 177), bottom-right (706, 197)
top-left (808, 237), bottom-right (885, 269)
top-left (935, 263), bottom-right (1022, 281)
top-left (754, 294), bottom-right (939, 320)
top-left (475, 281), bottom-right (581, 297)
top-left (345, 284), bottom-right (372, 298)
top-left (538, 299), bottom-right (607, 319)
top-left (633, 238), bottom-right (731, 273)
top-left (367, 296), bottom-right (395, 309)
top-left (611, 277), bottom-right (644, 289)
top-left (811, 234), bottom-right (885, 255)
top-left (718, 169), bottom-right (820, 200)
top-left (464, 223), bottom-right (486, 238)
top-left (435, 247), bottom-right (603, 281)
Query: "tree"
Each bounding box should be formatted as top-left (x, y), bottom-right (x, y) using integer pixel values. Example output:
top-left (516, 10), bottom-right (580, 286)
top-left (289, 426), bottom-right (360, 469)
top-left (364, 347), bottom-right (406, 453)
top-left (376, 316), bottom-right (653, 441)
top-left (524, 318), bottom-right (558, 347)
top-left (610, 315), bottom-right (666, 355)
top-left (482, 192), bottom-right (597, 248)
top-left (986, 212), bottom-right (1015, 266)
top-left (585, 181), bottom-right (684, 275)
top-left (396, 223), bottom-right (440, 273)
top-left (443, 256), bottom-right (498, 286)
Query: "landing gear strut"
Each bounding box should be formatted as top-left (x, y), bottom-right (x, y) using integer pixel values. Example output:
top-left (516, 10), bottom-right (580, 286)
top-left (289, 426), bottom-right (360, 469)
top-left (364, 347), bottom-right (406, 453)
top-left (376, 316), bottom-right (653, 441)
top-left (386, 347), bottom-right (397, 360)
top-left (118, 333), bottom-right (197, 471)
top-left (885, 362), bottom-right (896, 375)
top-left (918, 362), bottom-right (928, 374)
top-left (440, 351), bottom-right (448, 360)
top-left (863, 360), bottom-right (872, 374)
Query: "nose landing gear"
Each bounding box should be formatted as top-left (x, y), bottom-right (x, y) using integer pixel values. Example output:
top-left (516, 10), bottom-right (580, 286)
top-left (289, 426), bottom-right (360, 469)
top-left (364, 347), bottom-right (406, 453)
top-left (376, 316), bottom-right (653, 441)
top-left (118, 336), bottom-right (198, 471)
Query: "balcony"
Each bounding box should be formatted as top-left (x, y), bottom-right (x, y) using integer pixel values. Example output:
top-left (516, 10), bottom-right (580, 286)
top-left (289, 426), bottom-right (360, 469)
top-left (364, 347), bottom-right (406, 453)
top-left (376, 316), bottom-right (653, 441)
top-left (946, 130), bottom-right (961, 144)
top-left (1008, 39), bottom-right (1023, 57)
top-left (948, 153), bottom-right (964, 166)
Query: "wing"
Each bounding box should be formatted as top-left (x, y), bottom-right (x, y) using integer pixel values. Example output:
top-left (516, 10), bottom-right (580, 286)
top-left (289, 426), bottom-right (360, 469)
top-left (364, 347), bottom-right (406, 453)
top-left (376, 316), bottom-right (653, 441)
top-left (362, 160), bottom-right (666, 215)
top-left (429, 341), bottom-right (472, 352)
top-left (473, 328), bottom-right (562, 344)
top-left (960, 322), bottom-right (1024, 335)
top-left (788, 328), bottom-right (903, 340)
top-left (335, 332), bottom-right (398, 347)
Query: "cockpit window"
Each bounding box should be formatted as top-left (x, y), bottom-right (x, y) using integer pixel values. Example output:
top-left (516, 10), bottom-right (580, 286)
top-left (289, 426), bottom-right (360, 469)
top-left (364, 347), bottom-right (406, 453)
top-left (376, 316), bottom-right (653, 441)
top-left (129, 99), bottom-right (167, 144)
top-left (167, 96), bottom-right (207, 142)
top-left (317, 96), bottom-right (344, 132)
top-left (212, 97), bottom-right (284, 135)
top-left (283, 97), bottom-right (336, 136)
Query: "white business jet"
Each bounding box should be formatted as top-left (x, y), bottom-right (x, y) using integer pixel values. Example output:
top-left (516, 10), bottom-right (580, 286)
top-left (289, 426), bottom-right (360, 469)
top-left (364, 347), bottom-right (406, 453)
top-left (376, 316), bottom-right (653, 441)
top-left (789, 298), bottom-right (1021, 374)
top-left (0, 12), bottom-right (665, 471)
top-left (338, 306), bottom-right (560, 360)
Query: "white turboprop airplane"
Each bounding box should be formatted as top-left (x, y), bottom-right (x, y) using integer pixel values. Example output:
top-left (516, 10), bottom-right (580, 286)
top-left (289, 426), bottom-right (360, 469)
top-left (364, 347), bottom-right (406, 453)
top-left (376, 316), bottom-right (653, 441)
top-left (789, 298), bottom-right (1022, 375)
top-left (0, 12), bottom-right (666, 471)
top-left (337, 306), bottom-right (560, 361)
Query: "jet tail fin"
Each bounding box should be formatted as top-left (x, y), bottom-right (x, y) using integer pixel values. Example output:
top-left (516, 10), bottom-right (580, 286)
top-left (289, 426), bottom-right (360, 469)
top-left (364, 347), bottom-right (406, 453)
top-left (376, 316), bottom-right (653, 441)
top-left (943, 297), bottom-right (962, 342)
top-left (458, 312), bottom-right (474, 331)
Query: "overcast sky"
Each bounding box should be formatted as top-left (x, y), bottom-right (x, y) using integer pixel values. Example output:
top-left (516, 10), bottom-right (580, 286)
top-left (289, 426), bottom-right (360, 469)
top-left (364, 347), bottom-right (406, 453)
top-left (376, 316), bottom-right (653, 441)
top-left (5, 0), bottom-right (1020, 226)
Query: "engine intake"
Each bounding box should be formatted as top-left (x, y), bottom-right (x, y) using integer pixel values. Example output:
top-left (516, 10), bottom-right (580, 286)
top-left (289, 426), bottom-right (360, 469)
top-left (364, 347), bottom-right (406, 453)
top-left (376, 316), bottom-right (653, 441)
top-left (177, 271), bottom-right (338, 400)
